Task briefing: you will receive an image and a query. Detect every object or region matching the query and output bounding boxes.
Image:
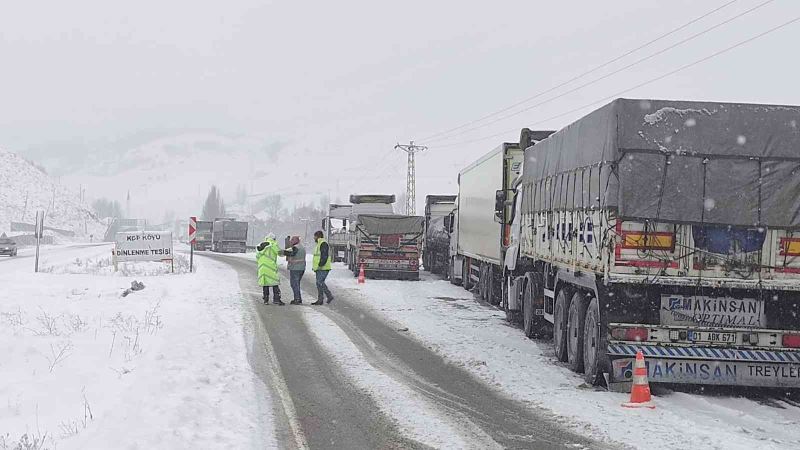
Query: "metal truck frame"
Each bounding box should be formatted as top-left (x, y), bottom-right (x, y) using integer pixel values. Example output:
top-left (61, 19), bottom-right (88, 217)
top-left (193, 220), bottom-right (213, 251)
top-left (500, 99), bottom-right (800, 389)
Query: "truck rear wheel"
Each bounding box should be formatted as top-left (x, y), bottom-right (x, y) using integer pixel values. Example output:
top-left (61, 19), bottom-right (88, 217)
top-left (583, 297), bottom-right (606, 385)
top-left (487, 265), bottom-right (500, 306)
top-left (567, 291), bottom-right (588, 373)
top-left (523, 274), bottom-right (545, 337)
top-left (449, 258), bottom-right (461, 286)
top-left (553, 288), bottom-right (570, 362)
top-left (462, 259), bottom-right (473, 291)
top-left (503, 276), bottom-right (518, 323)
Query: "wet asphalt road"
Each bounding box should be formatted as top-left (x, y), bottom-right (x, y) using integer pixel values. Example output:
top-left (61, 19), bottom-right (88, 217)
top-left (205, 253), bottom-right (608, 450)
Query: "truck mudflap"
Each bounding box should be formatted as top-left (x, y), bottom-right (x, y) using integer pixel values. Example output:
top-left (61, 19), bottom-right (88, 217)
top-left (609, 344), bottom-right (800, 387)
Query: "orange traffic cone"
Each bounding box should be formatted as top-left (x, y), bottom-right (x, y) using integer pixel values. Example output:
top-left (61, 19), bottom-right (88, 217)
top-left (622, 350), bottom-right (655, 409)
top-left (358, 263), bottom-right (366, 284)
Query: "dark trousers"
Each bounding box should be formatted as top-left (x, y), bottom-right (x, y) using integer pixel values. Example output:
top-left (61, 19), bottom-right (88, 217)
top-left (289, 270), bottom-right (304, 301)
top-left (262, 285), bottom-right (281, 302)
top-left (315, 270), bottom-right (333, 300)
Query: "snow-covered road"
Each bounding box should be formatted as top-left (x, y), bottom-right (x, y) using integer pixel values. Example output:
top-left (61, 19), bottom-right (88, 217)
top-left (0, 244), bottom-right (274, 449)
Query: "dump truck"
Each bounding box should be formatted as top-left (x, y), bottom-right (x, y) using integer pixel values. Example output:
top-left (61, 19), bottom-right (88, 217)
top-left (324, 204), bottom-right (353, 262)
top-left (211, 218), bottom-right (248, 253)
top-left (348, 214), bottom-right (424, 280)
top-left (193, 220), bottom-right (213, 251)
top-left (500, 98), bottom-right (800, 389)
top-left (423, 195), bottom-right (456, 275)
top-left (448, 129), bottom-right (554, 304)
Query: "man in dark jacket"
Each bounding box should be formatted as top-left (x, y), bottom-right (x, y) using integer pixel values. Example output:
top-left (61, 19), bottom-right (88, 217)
top-left (312, 230), bottom-right (334, 305)
top-left (282, 236), bottom-right (306, 304)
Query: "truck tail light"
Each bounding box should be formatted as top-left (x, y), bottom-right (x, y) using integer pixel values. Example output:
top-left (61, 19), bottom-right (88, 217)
top-left (610, 327), bottom-right (649, 342)
top-left (782, 333), bottom-right (800, 348)
top-left (621, 231), bottom-right (675, 251)
top-left (780, 238), bottom-right (800, 257)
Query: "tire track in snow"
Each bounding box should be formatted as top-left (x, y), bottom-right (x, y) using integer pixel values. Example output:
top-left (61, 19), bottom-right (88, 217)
top-left (302, 308), bottom-right (501, 449)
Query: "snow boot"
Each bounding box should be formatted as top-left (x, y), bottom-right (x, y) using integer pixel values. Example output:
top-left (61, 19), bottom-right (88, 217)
top-left (326, 296), bottom-right (334, 304)
top-left (273, 299), bottom-right (285, 306)
top-left (311, 299), bottom-right (324, 306)
top-left (290, 299), bottom-right (302, 305)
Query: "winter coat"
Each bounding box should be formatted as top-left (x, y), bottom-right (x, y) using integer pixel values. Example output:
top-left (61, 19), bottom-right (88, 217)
top-left (256, 238), bottom-right (280, 286)
top-left (284, 244), bottom-right (307, 271)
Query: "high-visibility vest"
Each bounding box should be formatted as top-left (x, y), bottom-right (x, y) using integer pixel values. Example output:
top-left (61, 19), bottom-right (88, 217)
top-left (286, 245), bottom-right (306, 271)
top-left (313, 238), bottom-right (332, 271)
top-left (256, 238), bottom-right (280, 286)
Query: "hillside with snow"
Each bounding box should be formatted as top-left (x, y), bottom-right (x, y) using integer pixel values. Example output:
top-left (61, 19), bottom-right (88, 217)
top-left (0, 150), bottom-right (106, 239)
top-left (56, 132), bottom-right (342, 223)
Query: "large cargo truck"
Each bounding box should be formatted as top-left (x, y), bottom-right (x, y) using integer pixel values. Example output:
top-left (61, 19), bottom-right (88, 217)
top-left (193, 220), bottom-right (213, 251)
top-left (422, 195), bottom-right (456, 275)
top-left (501, 98), bottom-right (800, 389)
top-left (349, 214), bottom-right (424, 280)
top-left (324, 204), bottom-right (353, 262)
top-left (211, 218), bottom-right (248, 253)
top-left (345, 194), bottom-right (422, 279)
top-left (448, 129), bottom-right (554, 305)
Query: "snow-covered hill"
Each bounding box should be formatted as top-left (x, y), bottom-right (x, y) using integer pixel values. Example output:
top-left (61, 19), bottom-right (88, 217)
top-left (0, 150), bottom-right (106, 239)
top-left (57, 132), bottom-right (334, 223)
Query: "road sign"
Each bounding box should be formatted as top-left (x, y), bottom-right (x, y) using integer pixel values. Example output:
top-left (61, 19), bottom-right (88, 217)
top-left (189, 216), bottom-right (197, 244)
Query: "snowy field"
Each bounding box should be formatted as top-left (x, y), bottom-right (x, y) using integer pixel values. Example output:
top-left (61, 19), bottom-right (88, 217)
top-left (326, 267), bottom-right (800, 450)
top-left (0, 245), bottom-right (274, 449)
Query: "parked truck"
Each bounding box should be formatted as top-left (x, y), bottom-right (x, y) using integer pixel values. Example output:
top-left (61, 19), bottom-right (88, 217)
top-left (498, 98), bottom-right (800, 389)
top-left (324, 204), bottom-right (353, 262)
top-left (193, 220), bottom-right (213, 251)
top-left (211, 218), bottom-right (248, 253)
top-left (448, 129), bottom-right (554, 305)
top-left (345, 194), bottom-right (422, 280)
top-left (423, 195), bottom-right (456, 275)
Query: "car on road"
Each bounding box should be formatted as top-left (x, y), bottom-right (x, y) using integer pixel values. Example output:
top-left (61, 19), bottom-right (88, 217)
top-left (0, 238), bottom-right (18, 257)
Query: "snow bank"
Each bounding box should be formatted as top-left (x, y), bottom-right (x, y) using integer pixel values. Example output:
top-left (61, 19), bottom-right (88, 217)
top-left (0, 248), bottom-right (275, 449)
top-left (327, 269), bottom-right (800, 449)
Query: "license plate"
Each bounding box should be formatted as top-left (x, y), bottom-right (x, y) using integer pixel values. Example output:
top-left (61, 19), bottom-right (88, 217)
top-left (687, 331), bottom-right (736, 343)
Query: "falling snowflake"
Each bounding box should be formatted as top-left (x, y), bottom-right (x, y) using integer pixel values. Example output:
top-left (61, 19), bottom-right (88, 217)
top-left (737, 135), bottom-right (747, 145)
top-left (704, 198), bottom-right (716, 211)
top-left (684, 118), bottom-right (696, 127)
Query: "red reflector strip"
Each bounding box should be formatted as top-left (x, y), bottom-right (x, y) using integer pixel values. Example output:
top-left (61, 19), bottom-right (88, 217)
top-left (783, 334), bottom-right (800, 348)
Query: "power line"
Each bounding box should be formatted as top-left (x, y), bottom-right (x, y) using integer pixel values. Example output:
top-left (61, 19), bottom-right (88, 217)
top-left (419, 0), bottom-right (740, 143)
top-left (429, 15), bottom-right (800, 149)
top-left (424, 0), bottom-right (773, 145)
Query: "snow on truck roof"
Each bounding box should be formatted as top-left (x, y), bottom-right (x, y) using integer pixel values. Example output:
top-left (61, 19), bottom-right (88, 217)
top-left (521, 98), bottom-right (800, 229)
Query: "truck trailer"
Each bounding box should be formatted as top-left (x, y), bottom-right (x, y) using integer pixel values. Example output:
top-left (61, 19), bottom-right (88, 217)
top-left (324, 204), bottom-right (353, 262)
top-left (211, 218), bottom-right (248, 253)
top-left (423, 195), bottom-right (456, 275)
top-left (193, 220), bottom-right (213, 251)
top-left (500, 98), bottom-right (800, 389)
top-left (349, 214), bottom-right (424, 280)
top-left (448, 129), bottom-right (554, 305)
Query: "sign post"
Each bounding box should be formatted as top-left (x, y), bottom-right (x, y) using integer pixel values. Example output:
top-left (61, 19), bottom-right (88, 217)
top-left (34, 211), bottom-right (44, 273)
top-left (188, 216), bottom-right (197, 273)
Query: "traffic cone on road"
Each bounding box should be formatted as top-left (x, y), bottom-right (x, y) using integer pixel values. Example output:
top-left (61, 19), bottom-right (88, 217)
top-left (358, 263), bottom-right (366, 284)
top-left (622, 350), bottom-right (655, 409)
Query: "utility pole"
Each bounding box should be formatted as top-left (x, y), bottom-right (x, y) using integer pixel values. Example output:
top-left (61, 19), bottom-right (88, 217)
top-left (394, 141), bottom-right (427, 216)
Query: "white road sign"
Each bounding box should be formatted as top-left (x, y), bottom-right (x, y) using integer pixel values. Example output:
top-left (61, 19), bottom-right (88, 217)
top-left (115, 231), bottom-right (174, 262)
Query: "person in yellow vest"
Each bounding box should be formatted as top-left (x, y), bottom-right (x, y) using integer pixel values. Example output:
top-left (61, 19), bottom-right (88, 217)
top-left (256, 233), bottom-right (284, 305)
top-left (312, 230), bottom-right (334, 305)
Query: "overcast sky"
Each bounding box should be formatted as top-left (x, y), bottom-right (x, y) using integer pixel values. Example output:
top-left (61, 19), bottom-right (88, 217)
top-left (1, 0), bottom-right (798, 210)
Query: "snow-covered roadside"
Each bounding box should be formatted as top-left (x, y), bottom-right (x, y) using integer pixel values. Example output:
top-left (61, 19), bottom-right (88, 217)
top-left (0, 248), bottom-right (275, 449)
top-left (327, 268), bottom-right (800, 450)
top-left (301, 309), bottom-right (500, 449)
